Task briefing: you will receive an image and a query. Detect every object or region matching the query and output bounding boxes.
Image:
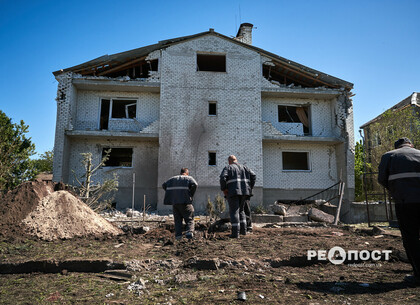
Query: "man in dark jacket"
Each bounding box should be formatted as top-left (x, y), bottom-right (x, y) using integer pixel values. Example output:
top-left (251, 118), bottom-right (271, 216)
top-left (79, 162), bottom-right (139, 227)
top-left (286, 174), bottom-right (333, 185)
top-left (163, 168), bottom-right (198, 240)
top-left (378, 137), bottom-right (420, 286)
top-left (220, 155), bottom-right (256, 238)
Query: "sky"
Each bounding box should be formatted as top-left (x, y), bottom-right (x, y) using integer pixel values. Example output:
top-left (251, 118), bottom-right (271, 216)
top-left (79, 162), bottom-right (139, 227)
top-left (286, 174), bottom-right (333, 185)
top-left (0, 0), bottom-right (419, 157)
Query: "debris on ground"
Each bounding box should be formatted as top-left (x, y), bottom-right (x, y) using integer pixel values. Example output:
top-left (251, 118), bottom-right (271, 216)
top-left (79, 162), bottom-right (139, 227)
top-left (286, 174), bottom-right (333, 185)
top-left (0, 181), bottom-right (122, 241)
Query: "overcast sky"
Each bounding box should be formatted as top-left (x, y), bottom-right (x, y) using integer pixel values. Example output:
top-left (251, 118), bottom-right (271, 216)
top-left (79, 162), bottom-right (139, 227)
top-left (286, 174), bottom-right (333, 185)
top-left (1, 0), bottom-right (419, 156)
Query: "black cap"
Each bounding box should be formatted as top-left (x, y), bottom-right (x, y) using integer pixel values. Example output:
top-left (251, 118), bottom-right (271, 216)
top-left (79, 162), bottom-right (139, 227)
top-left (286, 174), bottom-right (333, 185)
top-left (394, 137), bottom-right (412, 149)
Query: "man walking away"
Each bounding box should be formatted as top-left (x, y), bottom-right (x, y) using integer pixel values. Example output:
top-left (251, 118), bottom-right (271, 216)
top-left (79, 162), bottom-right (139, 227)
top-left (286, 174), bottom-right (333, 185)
top-left (162, 168), bottom-right (198, 240)
top-left (220, 155), bottom-right (256, 238)
top-left (378, 137), bottom-right (420, 287)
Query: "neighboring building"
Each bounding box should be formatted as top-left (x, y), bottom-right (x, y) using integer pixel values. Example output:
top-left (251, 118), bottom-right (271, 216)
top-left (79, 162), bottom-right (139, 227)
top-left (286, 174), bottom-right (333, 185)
top-left (52, 23), bottom-right (355, 217)
top-left (360, 92), bottom-right (420, 170)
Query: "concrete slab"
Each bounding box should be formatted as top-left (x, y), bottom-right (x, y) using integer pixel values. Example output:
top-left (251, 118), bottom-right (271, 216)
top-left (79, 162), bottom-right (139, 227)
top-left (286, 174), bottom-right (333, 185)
top-left (283, 215), bottom-right (309, 222)
top-left (252, 214), bottom-right (283, 223)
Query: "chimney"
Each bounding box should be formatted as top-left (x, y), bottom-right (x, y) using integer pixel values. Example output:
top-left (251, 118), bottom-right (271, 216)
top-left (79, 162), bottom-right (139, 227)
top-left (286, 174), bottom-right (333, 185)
top-left (235, 23), bottom-right (253, 45)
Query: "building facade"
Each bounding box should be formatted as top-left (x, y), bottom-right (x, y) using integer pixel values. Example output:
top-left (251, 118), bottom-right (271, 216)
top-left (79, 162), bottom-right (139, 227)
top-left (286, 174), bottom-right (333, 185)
top-left (360, 92), bottom-right (420, 170)
top-left (53, 24), bottom-right (355, 217)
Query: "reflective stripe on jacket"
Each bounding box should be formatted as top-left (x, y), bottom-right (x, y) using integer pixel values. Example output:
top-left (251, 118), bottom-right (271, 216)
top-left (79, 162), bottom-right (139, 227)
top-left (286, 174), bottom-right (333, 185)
top-left (378, 145), bottom-right (420, 204)
top-left (220, 163), bottom-right (256, 197)
top-left (162, 175), bottom-right (198, 205)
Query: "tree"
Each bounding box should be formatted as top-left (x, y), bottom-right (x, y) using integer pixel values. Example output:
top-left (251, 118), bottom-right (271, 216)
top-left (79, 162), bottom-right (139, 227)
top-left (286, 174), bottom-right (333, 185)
top-left (32, 150), bottom-right (54, 173)
top-left (71, 149), bottom-right (118, 211)
top-left (365, 107), bottom-right (420, 170)
top-left (354, 140), bottom-right (371, 202)
top-left (0, 110), bottom-right (37, 190)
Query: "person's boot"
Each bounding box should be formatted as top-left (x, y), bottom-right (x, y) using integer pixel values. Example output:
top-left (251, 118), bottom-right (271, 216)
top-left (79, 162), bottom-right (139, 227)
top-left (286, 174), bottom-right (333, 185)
top-left (230, 226), bottom-right (239, 238)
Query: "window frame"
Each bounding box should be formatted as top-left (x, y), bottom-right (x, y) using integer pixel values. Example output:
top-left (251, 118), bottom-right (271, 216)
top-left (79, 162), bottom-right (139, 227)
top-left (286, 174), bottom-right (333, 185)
top-left (102, 147), bottom-right (134, 168)
top-left (281, 151), bottom-right (311, 172)
top-left (196, 53), bottom-right (227, 72)
top-left (277, 104), bottom-right (311, 135)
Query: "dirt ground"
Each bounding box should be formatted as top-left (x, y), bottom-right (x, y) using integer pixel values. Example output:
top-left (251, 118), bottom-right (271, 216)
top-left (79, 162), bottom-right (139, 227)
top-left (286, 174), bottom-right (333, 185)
top-left (1, 222), bottom-right (419, 304)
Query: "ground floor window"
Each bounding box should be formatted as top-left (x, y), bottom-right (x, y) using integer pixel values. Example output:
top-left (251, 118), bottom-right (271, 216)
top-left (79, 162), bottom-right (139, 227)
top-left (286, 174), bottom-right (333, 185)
top-left (102, 148), bottom-right (133, 167)
top-left (282, 151), bottom-right (309, 171)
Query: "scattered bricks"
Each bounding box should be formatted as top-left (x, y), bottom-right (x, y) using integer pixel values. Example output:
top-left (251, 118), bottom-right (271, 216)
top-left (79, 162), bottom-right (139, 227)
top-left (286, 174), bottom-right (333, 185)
top-left (308, 208), bottom-right (334, 224)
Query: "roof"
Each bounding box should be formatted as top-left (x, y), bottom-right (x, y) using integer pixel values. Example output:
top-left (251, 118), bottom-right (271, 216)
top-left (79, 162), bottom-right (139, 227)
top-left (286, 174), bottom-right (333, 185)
top-left (53, 29), bottom-right (353, 90)
top-left (360, 92), bottom-right (420, 128)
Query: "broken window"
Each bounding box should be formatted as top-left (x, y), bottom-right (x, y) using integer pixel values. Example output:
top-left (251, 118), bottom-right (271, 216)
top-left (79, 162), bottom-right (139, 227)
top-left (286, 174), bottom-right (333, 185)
top-left (282, 152), bottom-right (309, 171)
top-left (102, 148), bottom-right (133, 167)
top-left (278, 105), bottom-right (310, 135)
top-left (197, 54), bottom-right (226, 72)
top-left (209, 101), bottom-right (217, 116)
top-left (111, 99), bottom-right (136, 119)
top-left (208, 152), bottom-right (217, 166)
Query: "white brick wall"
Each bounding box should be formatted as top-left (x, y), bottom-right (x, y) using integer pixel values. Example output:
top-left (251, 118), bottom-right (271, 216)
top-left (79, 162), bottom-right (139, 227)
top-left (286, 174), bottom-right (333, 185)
top-left (262, 97), bottom-right (336, 137)
top-left (74, 90), bottom-right (160, 131)
top-left (263, 142), bottom-right (338, 189)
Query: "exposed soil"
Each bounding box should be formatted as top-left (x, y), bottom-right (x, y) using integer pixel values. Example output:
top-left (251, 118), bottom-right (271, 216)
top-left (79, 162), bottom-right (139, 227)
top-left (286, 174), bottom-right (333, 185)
top-left (1, 223), bottom-right (419, 304)
top-left (0, 182), bottom-right (419, 304)
top-left (0, 181), bottom-right (122, 241)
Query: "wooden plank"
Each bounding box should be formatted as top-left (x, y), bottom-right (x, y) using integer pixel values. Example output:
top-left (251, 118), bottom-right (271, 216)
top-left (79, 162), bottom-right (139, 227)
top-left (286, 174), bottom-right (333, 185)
top-left (97, 56), bottom-right (147, 76)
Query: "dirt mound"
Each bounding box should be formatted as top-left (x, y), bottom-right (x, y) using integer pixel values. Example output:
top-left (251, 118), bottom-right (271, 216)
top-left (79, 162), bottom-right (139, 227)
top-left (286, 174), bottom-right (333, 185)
top-left (0, 181), bottom-right (122, 240)
top-left (0, 181), bottom-right (54, 238)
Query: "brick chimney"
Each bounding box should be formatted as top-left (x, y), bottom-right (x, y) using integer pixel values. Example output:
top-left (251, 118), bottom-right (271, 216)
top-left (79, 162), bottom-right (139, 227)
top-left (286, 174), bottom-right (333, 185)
top-left (235, 23), bottom-right (253, 45)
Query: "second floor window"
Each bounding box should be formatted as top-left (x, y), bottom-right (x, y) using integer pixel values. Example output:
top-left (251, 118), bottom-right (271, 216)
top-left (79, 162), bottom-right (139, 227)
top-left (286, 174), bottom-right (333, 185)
top-left (100, 98), bottom-right (137, 129)
top-left (278, 105), bottom-right (310, 135)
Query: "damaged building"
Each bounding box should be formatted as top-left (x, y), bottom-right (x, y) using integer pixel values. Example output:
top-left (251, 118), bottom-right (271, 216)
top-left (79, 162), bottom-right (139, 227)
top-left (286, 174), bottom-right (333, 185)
top-left (52, 23), bottom-right (355, 219)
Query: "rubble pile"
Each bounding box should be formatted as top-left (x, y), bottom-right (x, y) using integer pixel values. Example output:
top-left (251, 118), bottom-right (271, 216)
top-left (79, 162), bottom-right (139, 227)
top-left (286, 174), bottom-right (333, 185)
top-left (0, 181), bottom-right (122, 240)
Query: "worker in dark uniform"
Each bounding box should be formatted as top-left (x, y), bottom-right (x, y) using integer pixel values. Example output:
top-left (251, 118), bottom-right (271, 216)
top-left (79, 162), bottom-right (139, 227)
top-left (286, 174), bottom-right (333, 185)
top-left (378, 137), bottom-right (420, 287)
top-left (220, 155), bottom-right (256, 238)
top-left (162, 168), bottom-right (198, 240)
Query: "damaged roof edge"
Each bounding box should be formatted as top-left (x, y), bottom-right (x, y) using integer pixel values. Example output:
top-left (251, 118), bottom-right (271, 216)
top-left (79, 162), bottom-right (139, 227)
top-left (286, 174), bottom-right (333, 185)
top-left (52, 29), bottom-right (353, 90)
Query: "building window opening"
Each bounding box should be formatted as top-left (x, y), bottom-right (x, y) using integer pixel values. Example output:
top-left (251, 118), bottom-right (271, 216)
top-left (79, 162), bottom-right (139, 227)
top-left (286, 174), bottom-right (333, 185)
top-left (209, 101), bottom-right (217, 116)
top-left (278, 105), bottom-right (310, 134)
top-left (102, 148), bottom-right (133, 167)
top-left (208, 152), bottom-right (217, 166)
top-left (282, 152), bottom-right (309, 171)
top-left (111, 99), bottom-right (137, 119)
top-left (197, 54), bottom-right (226, 72)
top-left (100, 99), bottom-right (110, 129)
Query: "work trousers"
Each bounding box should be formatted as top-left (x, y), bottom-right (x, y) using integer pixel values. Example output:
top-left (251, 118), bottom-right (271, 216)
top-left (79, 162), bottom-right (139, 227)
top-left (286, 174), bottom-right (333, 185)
top-left (228, 195), bottom-right (247, 237)
top-left (173, 203), bottom-right (194, 238)
top-left (243, 197), bottom-right (252, 231)
top-left (395, 203), bottom-right (420, 277)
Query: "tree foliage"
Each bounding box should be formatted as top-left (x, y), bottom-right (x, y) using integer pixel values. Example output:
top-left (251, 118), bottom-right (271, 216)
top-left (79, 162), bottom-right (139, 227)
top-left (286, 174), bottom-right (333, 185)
top-left (32, 150), bottom-right (54, 173)
top-left (0, 110), bottom-right (37, 190)
top-left (365, 106), bottom-right (420, 170)
top-left (354, 140), bottom-right (371, 201)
